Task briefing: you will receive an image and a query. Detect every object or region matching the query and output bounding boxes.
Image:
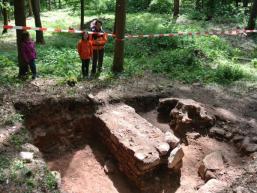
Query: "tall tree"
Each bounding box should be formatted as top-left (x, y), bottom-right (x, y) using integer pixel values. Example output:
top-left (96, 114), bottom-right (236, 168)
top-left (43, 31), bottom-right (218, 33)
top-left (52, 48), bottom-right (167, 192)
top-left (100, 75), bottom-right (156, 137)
top-left (235, 0), bottom-right (240, 7)
top-left (28, 0), bottom-right (33, 16)
top-left (243, 0), bottom-right (248, 7)
top-left (2, 0), bottom-right (8, 34)
top-left (112, 0), bottom-right (127, 73)
top-left (48, 0), bottom-right (51, 10)
top-left (113, 1), bottom-right (119, 34)
top-left (14, 0), bottom-right (29, 77)
top-left (59, 0), bottom-right (61, 8)
top-left (53, 0), bottom-right (57, 8)
top-left (206, 0), bottom-right (215, 20)
top-left (195, 0), bottom-right (201, 10)
top-left (173, 0), bottom-right (180, 18)
top-left (247, 0), bottom-right (257, 29)
top-left (31, 0), bottom-right (45, 44)
top-left (80, 0), bottom-right (84, 30)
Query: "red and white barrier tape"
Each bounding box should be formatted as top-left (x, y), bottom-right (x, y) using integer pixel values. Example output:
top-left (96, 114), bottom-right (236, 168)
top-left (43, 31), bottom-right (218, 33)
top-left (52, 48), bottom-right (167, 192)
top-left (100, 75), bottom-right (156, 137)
top-left (2, 25), bottom-right (257, 39)
top-left (124, 29), bottom-right (257, 38)
top-left (2, 25), bottom-right (115, 37)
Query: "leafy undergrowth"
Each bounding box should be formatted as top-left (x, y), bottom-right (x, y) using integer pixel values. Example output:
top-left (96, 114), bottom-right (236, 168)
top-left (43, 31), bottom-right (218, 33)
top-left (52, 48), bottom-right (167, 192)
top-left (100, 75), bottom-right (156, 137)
top-left (0, 127), bottom-right (59, 193)
top-left (0, 9), bottom-right (257, 87)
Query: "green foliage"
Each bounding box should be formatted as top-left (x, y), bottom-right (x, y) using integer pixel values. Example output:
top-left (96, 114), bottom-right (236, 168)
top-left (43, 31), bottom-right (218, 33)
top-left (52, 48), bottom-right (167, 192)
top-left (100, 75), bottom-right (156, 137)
top-left (215, 64), bottom-right (246, 84)
top-left (128, 0), bottom-right (152, 12)
top-left (194, 36), bottom-right (232, 59)
top-left (1, 7), bottom-right (257, 87)
top-left (0, 169), bottom-right (7, 183)
top-left (10, 128), bottom-right (30, 149)
top-left (44, 171), bottom-right (58, 190)
top-left (0, 55), bottom-right (21, 86)
top-left (0, 156), bottom-right (10, 169)
top-left (0, 155), bottom-right (59, 192)
top-left (37, 35), bottom-right (81, 80)
top-left (12, 160), bottom-right (25, 170)
top-left (252, 58), bottom-right (257, 68)
top-left (138, 48), bottom-right (211, 83)
top-left (149, 0), bottom-right (172, 13)
top-left (26, 178), bottom-right (37, 189)
top-left (4, 113), bottom-right (23, 126)
top-left (0, 2), bottom-right (13, 12)
top-left (88, 0), bottom-right (115, 12)
top-left (0, 156), bottom-right (10, 183)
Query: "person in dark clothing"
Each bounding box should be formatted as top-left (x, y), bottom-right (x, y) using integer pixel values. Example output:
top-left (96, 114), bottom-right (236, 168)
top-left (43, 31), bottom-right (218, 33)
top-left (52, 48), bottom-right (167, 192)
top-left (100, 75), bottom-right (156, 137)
top-left (90, 19), bottom-right (108, 75)
top-left (21, 31), bottom-right (37, 79)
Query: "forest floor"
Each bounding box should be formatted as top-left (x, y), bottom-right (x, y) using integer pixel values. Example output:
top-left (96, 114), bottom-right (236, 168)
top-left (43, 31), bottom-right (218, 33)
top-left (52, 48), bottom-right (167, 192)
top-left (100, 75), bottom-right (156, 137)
top-left (1, 8), bottom-right (257, 193)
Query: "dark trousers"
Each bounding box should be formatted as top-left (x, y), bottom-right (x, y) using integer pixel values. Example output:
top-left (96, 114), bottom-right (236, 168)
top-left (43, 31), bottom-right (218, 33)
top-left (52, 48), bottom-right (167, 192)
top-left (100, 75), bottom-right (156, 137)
top-left (29, 60), bottom-right (37, 78)
top-left (81, 59), bottom-right (90, 77)
top-left (92, 49), bottom-right (104, 74)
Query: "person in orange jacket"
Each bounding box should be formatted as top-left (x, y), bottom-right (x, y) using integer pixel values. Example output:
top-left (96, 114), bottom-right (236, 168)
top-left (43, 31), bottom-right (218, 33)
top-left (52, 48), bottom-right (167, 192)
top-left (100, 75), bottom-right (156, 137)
top-left (91, 19), bottom-right (108, 74)
top-left (77, 32), bottom-right (93, 78)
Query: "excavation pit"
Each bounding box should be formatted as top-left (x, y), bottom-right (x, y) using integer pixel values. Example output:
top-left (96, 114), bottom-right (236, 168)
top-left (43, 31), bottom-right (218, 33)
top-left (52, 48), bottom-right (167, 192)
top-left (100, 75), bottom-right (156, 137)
top-left (14, 96), bottom-right (182, 193)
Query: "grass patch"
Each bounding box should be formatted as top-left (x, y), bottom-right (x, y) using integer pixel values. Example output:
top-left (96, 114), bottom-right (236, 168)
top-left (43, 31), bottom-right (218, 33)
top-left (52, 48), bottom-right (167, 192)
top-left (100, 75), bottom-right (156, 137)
top-left (0, 9), bottom-right (257, 86)
top-left (4, 113), bottom-right (23, 126)
top-left (44, 171), bottom-right (58, 191)
top-left (10, 128), bottom-right (30, 149)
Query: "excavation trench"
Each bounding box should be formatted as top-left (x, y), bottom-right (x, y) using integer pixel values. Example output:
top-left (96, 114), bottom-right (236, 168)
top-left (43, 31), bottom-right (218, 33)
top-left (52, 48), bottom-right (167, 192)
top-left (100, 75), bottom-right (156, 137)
top-left (14, 95), bottom-right (245, 193)
top-left (14, 96), bottom-right (181, 193)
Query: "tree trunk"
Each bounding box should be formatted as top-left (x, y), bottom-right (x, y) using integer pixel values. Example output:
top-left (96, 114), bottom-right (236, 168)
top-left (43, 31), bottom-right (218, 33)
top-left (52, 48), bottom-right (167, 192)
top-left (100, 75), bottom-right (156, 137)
top-left (2, 0), bottom-right (8, 34)
top-left (14, 0), bottom-right (29, 77)
top-left (28, 0), bottom-right (33, 16)
top-left (112, 0), bottom-right (127, 73)
top-left (173, 0), bottom-right (180, 17)
top-left (243, 0), bottom-right (248, 7)
top-left (59, 0), bottom-right (61, 9)
top-left (206, 0), bottom-right (215, 20)
top-left (48, 0), bottom-right (51, 10)
top-left (80, 0), bottom-right (84, 30)
top-left (247, 0), bottom-right (257, 29)
top-left (53, 0), bottom-right (56, 8)
top-left (235, 0), bottom-right (239, 7)
top-left (113, 1), bottom-right (119, 34)
top-left (196, 0), bottom-right (201, 10)
top-left (31, 0), bottom-right (45, 44)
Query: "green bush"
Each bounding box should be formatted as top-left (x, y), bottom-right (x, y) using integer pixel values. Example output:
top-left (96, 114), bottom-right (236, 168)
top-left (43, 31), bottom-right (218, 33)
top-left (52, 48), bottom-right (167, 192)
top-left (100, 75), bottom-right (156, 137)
top-left (10, 128), bottom-right (30, 149)
top-left (149, 0), bottom-right (172, 13)
top-left (44, 172), bottom-right (58, 190)
top-left (0, 55), bottom-right (20, 85)
top-left (87, 0), bottom-right (115, 12)
top-left (128, 0), bottom-right (152, 12)
top-left (215, 64), bottom-right (246, 83)
top-left (252, 58), bottom-right (257, 68)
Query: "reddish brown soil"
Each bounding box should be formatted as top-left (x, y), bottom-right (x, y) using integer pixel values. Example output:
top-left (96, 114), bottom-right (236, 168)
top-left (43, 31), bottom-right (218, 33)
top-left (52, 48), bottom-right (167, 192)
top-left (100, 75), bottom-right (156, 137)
top-left (47, 140), bottom-right (139, 193)
top-left (44, 109), bottom-right (244, 193)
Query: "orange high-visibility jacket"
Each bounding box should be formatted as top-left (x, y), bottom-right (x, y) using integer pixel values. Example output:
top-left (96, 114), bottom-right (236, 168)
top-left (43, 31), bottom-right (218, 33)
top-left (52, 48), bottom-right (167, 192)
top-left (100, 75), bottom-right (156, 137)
top-left (92, 33), bottom-right (108, 50)
top-left (77, 39), bottom-right (93, 60)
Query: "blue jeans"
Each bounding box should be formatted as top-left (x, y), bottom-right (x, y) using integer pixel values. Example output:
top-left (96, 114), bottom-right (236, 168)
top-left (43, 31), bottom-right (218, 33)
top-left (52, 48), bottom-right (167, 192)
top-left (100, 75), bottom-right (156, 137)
top-left (29, 60), bottom-right (37, 78)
